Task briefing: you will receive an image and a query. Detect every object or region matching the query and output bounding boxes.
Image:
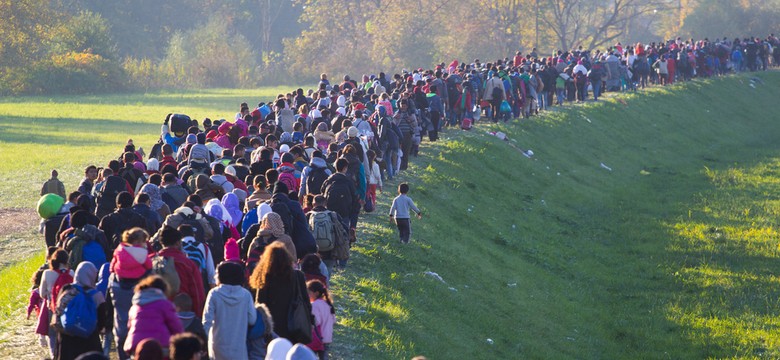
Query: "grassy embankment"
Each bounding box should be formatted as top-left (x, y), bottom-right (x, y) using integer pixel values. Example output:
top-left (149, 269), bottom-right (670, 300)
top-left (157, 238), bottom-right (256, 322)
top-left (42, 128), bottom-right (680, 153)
top-left (2, 74), bottom-right (780, 358)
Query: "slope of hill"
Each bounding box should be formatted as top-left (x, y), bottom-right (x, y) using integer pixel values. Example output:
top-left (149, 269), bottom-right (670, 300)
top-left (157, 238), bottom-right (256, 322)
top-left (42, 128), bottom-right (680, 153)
top-left (333, 72), bottom-right (780, 359)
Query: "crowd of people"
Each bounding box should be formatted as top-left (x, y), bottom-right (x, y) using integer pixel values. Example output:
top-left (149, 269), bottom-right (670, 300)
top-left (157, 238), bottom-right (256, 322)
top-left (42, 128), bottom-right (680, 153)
top-left (28, 34), bottom-right (778, 360)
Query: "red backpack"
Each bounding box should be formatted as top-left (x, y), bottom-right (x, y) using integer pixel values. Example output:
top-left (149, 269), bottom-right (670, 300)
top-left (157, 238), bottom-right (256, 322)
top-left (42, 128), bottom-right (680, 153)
top-left (461, 118), bottom-right (473, 130)
top-left (49, 268), bottom-right (73, 311)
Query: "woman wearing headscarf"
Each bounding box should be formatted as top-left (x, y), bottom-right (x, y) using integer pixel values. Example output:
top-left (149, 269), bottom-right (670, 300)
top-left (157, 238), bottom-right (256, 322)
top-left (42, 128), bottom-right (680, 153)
top-left (221, 193), bottom-right (243, 229)
top-left (204, 198), bottom-right (240, 243)
top-left (56, 261), bottom-right (107, 360)
top-left (139, 183), bottom-right (171, 220)
top-left (245, 212), bottom-right (296, 274)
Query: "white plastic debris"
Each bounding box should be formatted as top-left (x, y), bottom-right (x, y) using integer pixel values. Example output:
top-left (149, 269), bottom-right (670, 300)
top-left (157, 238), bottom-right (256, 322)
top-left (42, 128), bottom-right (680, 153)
top-left (557, 172), bottom-right (561, 176)
top-left (600, 163), bottom-right (612, 171)
top-left (448, 287), bottom-right (458, 292)
top-left (507, 283), bottom-right (517, 287)
top-left (486, 339), bottom-right (494, 345)
top-left (524, 149), bottom-right (534, 158)
top-left (424, 271), bottom-right (446, 284)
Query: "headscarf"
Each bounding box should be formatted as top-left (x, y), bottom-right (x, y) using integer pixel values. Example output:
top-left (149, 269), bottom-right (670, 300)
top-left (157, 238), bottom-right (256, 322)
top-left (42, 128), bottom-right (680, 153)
top-left (146, 158), bottom-right (159, 172)
top-left (280, 132), bottom-right (293, 144)
top-left (221, 192), bottom-right (243, 227)
top-left (204, 198), bottom-right (232, 225)
top-left (265, 338), bottom-right (293, 360)
top-left (140, 183), bottom-right (165, 211)
top-left (260, 212), bottom-right (285, 237)
top-left (75, 261), bottom-right (98, 288)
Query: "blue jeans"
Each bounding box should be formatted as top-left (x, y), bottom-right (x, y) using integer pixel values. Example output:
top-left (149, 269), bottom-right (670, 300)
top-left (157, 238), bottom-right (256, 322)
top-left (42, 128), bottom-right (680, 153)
top-left (556, 89), bottom-right (565, 105)
top-left (592, 80), bottom-right (602, 100)
top-left (110, 276), bottom-right (136, 360)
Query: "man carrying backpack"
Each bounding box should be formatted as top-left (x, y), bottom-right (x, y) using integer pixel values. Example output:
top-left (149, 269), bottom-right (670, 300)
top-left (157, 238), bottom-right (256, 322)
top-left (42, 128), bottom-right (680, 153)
top-left (98, 192), bottom-right (147, 249)
top-left (482, 71), bottom-right (505, 122)
top-left (179, 224), bottom-right (216, 294)
top-left (95, 168), bottom-right (134, 219)
top-left (377, 106), bottom-right (401, 180)
top-left (157, 227), bottom-right (205, 317)
top-left (118, 152), bottom-right (146, 194)
top-left (306, 195), bottom-right (350, 273)
top-left (299, 151), bottom-right (332, 197)
top-left (64, 210), bottom-right (111, 269)
top-left (321, 159), bottom-right (360, 243)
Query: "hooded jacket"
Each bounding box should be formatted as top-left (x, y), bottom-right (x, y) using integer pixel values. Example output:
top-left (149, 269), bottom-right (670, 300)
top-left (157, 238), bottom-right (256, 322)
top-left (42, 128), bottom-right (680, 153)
top-left (202, 284), bottom-right (257, 360)
top-left (194, 174), bottom-right (223, 203)
top-left (158, 246), bottom-right (206, 316)
top-left (124, 288), bottom-right (183, 354)
top-left (298, 156), bottom-right (332, 198)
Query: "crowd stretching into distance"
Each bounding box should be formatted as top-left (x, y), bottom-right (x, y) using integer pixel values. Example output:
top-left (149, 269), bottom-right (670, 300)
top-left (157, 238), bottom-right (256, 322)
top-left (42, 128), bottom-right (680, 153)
top-left (29, 34), bottom-right (780, 360)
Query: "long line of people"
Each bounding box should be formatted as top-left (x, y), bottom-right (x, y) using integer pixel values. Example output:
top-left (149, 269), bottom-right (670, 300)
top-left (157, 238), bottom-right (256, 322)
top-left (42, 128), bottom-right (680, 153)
top-left (29, 34), bottom-right (778, 360)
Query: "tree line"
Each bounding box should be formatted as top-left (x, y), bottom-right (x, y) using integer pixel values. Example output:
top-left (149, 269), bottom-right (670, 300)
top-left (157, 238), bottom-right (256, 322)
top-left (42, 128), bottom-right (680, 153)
top-left (0, 0), bottom-right (777, 95)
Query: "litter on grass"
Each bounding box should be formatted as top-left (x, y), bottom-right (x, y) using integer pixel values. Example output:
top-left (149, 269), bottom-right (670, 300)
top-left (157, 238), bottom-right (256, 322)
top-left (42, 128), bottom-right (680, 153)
top-left (600, 163), bottom-right (613, 171)
top-left (424, 271), bottom-right (446, 284)
top-left (448, 287), bottom-right (458, 292)
top-left (487, 131), bottom-right (533, 157)
top-left (486, 339), bottom-right (494, 345)
top-left (507, 283), bottom-right (517, 287)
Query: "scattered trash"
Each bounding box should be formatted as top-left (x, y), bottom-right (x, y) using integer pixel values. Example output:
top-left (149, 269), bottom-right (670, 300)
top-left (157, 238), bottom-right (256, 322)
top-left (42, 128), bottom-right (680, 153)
top-left (557, 172), bottom-right (561, 176)
top-left (524, 149), bottom-right (534, 158)
top-left (448, 287), bottom-right (458, 292)
top-left (582, 115), bottom-right (592, 123)
top-left (353, 309), bottom-right (367, 314)
top-left (507, 283), bottom-right (517, 287)
top-left (512, 224), bottom-right (516, 229)
top-left (566, 337), bottom-right (576, 341)
top-left (486, 339), bottom-right (494, 345)
top-left (600, 163), bottom-right (612, 171)
top-left (640, 170), bottom-right (651, 175)
top-left (424, 271), bottom-right (446, 284)
top-left (540, 199), bottom-right (546, 206)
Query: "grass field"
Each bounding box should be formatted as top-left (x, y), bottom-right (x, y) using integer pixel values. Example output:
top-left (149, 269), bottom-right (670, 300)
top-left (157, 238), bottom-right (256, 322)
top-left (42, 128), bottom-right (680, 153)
top-left (2, 73), bottom-right (780, 358)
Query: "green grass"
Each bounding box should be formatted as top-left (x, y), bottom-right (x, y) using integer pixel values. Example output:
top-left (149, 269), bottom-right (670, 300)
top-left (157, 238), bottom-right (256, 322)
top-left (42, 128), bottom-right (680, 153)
top-left (0, 253), bottom-right (45, 331)
top-left (0, 87), bottom-right (292, 208)
top-left (2, 74), bottom-right (780, 358)
top-left (326, 72), bottom-right (780, 359)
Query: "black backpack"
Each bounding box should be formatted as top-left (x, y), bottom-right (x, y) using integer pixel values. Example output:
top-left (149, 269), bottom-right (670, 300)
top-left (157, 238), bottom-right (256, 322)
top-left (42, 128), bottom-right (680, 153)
top-left (306, 167), bottom-right (329, 195)
top-left (324, 178), bottom-right (353, 214)
top-left (491, 85), bottom-right (504, 101)
top-left (96, 176), bottom-right (126, 212)
top-left (269, 198), bottom-right (294, 236)
top-left (180, 214), bottom-right (207, 243)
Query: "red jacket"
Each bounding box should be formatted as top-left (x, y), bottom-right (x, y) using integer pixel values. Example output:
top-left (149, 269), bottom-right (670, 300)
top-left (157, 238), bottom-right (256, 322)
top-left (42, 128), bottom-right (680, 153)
top-left (159, 156), bottom-right (178, 171)
top-left (158, 247), bottom-right (205, 316)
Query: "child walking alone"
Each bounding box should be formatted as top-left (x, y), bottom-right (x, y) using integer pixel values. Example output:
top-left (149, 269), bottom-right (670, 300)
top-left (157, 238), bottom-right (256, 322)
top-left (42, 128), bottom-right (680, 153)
top-left (388, 183), bottom-right (422, 244)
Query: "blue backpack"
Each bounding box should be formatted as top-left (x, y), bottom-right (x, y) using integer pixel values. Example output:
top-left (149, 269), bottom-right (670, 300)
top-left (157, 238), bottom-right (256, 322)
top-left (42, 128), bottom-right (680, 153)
top-left (60, 284), bottom-right (98, 338)
top-left (82, 240), bottom-right (107, 269)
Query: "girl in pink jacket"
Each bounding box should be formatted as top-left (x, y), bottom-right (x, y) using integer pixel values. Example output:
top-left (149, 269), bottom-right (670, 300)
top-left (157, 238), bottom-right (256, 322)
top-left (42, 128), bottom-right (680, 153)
top-left (307, 279), bottom-right (335, 359)
top-left (110, 227), bottom-right (152, 281)
top-left (124, 275), bottom-right (183, 356)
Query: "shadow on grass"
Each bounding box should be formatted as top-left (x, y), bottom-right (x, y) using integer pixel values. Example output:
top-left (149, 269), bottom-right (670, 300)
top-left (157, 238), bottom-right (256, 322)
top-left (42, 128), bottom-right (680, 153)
top-left (0, 116), bottom-right (155, 146)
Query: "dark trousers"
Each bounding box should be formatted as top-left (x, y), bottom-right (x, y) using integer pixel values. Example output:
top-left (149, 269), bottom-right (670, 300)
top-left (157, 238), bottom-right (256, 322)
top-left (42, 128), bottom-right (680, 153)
top-left (429, 111), bottom-right (440, 141)
top-left (400, 134), bottom-right (413, 170)
top-left (395, 218), bottom-right (411, 243)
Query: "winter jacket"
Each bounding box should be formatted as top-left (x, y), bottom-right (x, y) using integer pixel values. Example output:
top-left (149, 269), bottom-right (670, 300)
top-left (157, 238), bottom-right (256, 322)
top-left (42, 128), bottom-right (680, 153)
top-left (311, 299), bottom-right (335, 343)
top-left (393, 110), bottom-right (418, 137)
top-left (161, 183), bottom-right (189, 210)
top-left (158, 247), bottom-right (206, 316)
top-left (272, 192), bottom-right (317, 260)
top-left (131, 203), bottom-right (162, 234)
top-left (482, 76), bottom-right (505, 101)
top-left (203, 285), bottom-right (257, 360)
top-left (124, 288), bottom-right (183, 354)
top-left (99, 207), bottom-right (148, 248)
top-left (111, 245), bottom-right (152, 280)
top-left (254, 270), bottom-right (312, 343)
top-left (152, 207), bottom-right (214, 245)
top-left (298, 157), bottom-right (332, 198)
top-left (320, 173), bottom-right (359, 220)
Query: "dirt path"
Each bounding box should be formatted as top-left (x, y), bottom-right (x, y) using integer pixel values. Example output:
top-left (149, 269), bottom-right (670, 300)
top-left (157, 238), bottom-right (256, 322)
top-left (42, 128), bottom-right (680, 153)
top-left (0, 208), bottom-right (42, 268)
top-left (0, 208), bottom-right (50, 358)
